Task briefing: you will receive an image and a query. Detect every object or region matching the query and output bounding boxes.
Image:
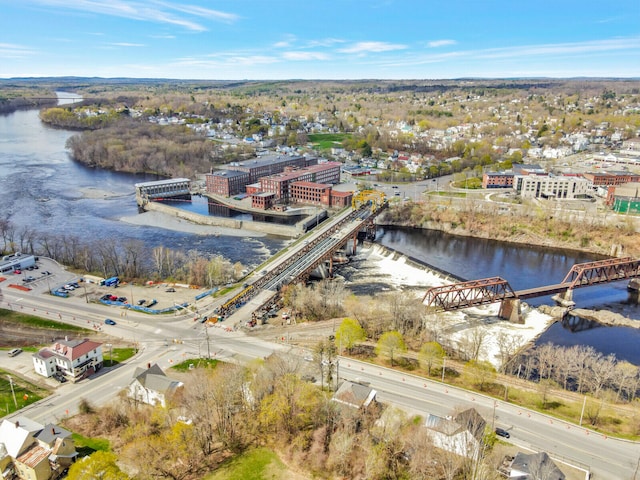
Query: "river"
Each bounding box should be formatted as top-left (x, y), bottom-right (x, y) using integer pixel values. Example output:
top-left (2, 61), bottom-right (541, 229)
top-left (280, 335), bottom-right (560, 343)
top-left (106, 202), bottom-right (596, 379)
top-left (1, 94), bottom-right (639, 363)
top-left (0, 94), bottom-right (286, 267)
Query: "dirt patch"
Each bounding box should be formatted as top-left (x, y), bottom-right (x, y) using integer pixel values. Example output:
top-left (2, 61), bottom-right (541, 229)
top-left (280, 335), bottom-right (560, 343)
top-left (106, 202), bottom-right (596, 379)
top-left (0, 319), bottom-right (113, 348)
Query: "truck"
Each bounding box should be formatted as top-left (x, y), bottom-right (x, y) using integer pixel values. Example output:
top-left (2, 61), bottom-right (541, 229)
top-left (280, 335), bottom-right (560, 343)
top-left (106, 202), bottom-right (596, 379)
top-left (101, 276), bottom-right (119, 287)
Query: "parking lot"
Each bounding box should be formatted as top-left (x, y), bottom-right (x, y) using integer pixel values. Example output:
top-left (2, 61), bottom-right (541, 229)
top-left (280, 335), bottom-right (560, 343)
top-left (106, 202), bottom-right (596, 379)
top-left (0, 257), bottom-right (212, 316)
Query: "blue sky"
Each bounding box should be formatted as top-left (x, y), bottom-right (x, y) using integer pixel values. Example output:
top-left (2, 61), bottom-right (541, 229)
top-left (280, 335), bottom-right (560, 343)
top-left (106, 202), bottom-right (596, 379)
top-left (1, 0), bottom-right (639, 79)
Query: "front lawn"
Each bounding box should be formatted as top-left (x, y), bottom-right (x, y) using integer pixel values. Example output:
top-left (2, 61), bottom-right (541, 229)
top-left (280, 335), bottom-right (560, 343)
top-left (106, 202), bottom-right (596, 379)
top-left (204, 447), bottom-right (292, 480)
top-left (0, 369), bottom-right (47, 416)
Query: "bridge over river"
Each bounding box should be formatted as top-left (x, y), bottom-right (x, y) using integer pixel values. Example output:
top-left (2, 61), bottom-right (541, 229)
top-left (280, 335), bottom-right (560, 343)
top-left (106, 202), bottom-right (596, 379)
top-left (422, 257), bottom-right (640, 321)
top-left (215, 198), bottom-right (387, 325)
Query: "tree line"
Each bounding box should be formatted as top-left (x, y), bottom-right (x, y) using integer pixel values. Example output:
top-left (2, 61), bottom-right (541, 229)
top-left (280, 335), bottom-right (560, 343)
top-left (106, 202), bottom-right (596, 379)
top-left (0, 217), bottom-right (243, 287)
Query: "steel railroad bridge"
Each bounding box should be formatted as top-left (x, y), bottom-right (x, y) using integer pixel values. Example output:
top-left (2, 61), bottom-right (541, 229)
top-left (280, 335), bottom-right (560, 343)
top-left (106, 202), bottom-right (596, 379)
top-left (216, 198), bottom-right (387, 321)
top-left (423, 257), bottom-right (640, 321)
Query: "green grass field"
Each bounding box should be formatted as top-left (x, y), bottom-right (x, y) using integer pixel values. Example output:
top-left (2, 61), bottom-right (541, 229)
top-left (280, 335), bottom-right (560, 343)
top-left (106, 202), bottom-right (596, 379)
top-left (307, 133), bottom-right (351, 150)
top-left (204, 448), bottom-right (290, 480)
top-left (0, 369), bottom-right (47, 416)
top-left (171, 358), bottom-right (219, 371)
top-left (103, 347), bottom-right (137, 367)
top-left (0, 308), bottom-right (91, 332)
top-left (71, 432), bottom-right (111, 456)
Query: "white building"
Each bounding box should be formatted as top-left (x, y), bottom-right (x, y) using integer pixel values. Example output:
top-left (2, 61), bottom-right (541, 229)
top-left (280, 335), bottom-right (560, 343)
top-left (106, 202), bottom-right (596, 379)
top-left (127, 364), bottom-right (184, 407)
top-left (513, 174), bottom-right (591, 200)
top-left (33, 339), bottom-right (103, 381)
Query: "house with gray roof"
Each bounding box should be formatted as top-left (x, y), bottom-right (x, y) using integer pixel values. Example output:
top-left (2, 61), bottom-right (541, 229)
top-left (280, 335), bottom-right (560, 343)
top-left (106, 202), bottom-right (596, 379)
top-left (502, 451), bottom-right (565, 480)
top-left (425, 408), bottom-right (486, 460)
top-left (127, 363), bottom-right (184, 407)
top-left (331, 380), bottom-right (377, 410)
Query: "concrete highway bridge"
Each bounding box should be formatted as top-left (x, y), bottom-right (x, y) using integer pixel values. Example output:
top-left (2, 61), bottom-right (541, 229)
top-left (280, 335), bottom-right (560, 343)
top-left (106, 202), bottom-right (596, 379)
top-left (422, 257), bottom-right (640, 321)
top-left (216, 195), bottom-right (387, 323)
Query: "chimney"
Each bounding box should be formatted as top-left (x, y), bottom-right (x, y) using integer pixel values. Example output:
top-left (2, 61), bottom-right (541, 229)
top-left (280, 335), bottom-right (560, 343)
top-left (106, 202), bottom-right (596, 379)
top-left (147, 363), bottom-right (151, 369)
top-left (51, 427), bottom-right (56, 435)
top-left (15, 421), bottom-right (19, 428)
top-left (65, 335), bottom-right (68, 341)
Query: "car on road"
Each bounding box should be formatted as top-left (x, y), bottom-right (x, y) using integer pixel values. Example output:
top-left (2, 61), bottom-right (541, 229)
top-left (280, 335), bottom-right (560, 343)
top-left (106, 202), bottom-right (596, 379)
top-left (8, 348), bottom-right (22, 357)
top-left (495, 427), bottom-right (510, 438)
top-left (104, 319), bottom-right (116, 326)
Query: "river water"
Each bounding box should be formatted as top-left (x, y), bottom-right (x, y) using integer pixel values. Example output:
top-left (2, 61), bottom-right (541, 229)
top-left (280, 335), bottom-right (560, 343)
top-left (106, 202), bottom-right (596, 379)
top-left (0, 96), bottom-right (285, 267)
top-left (2, 94), bottom-right (639, 363)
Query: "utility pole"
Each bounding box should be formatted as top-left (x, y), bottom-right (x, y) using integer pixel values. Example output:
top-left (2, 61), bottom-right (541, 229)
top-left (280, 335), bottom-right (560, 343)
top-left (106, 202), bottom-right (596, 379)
top-left (442, 356), bottom-right (446, 383)
top-left (205, 326), bottom-right (211, 359)
top-left (7, 375), bottom-right (17, 409)
top-left (579, 395), bottom-right (587, 426)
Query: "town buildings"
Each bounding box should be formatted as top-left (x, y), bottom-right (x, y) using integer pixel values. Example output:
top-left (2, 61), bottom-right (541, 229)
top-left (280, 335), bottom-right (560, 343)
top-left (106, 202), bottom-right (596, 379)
top-left (0, 416), bottom-right (77, 480)
top-left (33, 339), bottom-right (103, 382)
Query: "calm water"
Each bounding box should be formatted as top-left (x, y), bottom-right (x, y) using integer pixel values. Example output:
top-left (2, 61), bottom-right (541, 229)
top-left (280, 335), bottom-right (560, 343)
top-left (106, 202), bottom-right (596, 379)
top-left (378, 226), bottom-right (640, 364)
top-left (0, 96), bottom-right (285, 267)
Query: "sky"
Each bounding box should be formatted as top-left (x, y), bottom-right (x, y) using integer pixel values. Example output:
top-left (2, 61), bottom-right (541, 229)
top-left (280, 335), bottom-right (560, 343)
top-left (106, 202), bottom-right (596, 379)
top-left (1, 0), bottom-right (639, 80)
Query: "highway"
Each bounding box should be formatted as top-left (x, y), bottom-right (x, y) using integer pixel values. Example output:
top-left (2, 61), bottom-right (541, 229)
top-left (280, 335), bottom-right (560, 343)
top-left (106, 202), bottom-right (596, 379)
top-left (1, 262), bottom-right (638, 478)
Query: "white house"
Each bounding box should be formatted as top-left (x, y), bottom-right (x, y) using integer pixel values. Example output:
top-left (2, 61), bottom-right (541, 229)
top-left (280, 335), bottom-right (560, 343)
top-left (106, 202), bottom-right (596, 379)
top-left (425, 408), bottom-right (486, 460)
top-left (33, 338), bottom-right (103, 381)
top-left (127, 363), bottom-right (184, 407)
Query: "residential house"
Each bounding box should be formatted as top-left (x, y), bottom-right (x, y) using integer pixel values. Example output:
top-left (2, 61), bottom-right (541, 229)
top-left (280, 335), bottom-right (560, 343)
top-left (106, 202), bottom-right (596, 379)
top-left (127, 363), bottom-right (184, 407)
top-left (499, 451), bottom-right (565, 480)
top-left (33, 338), bottom-right (103, 381)
top-left (425, 408), bottom-right (486, 460)
top-left (0, 416), bottom-right (77, 480)
top-left (332, 381), bottom-right (377, 410)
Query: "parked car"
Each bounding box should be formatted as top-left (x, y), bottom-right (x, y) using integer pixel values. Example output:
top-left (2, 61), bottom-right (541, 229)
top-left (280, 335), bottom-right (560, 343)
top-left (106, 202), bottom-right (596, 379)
top-left (495, 428), bottom-right (510, 438)
top-left (53, 373), bottom-right (67, 383)
top-left (165, 287), bottom-right (176, 292)
top-left (104, 319), bottom-right (116, 325)
top-left (117, 297), bottom-right (127, 303)
top-left (137, 299), bottom-right (146, 305)
top-left (8, 348), bottom-right (22, 357)
top-left (13, 269), bottom-right (21, 274)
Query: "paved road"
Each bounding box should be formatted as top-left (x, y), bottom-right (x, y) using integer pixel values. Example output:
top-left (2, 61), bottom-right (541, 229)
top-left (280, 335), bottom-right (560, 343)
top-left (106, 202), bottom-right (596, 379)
top-left (2, 270), bottom-right (638, 479)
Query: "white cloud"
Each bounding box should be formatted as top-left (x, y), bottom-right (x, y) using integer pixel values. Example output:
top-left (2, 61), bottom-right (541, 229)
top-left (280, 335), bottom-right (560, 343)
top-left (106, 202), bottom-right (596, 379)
top-left (282, 51), bottom-right (329, 61)
top-left (307, 38), bottom-right (345, 48)
top-left (23, 0), bottom-right (239, 31)
top-left (428, 39), bottom-right (457, 48)
top-left (0, 43), bottom-right (36, 58)
top-left (109, 42), bottom-right (145, 47)
top-left (339, 41), bottom-right (407, 54)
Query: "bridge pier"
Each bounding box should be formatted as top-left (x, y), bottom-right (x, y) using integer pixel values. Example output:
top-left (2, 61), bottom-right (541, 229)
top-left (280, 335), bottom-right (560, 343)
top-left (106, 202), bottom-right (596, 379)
top-left (498, 298), bottom-right (523, 324)
top-left (628, 279), bottom-right (640, 303)
top-left (551, 289), bottom-right (576, 308)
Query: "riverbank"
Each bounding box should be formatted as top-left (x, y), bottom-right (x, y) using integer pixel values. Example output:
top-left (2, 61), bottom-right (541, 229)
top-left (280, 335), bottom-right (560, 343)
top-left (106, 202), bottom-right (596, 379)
top-left (379, 198), bottom-right (640, 258)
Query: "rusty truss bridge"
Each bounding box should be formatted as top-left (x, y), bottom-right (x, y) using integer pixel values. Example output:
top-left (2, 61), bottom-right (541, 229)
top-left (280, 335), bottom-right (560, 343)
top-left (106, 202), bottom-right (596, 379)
top-left (423, 257), bottom-right (640, 311)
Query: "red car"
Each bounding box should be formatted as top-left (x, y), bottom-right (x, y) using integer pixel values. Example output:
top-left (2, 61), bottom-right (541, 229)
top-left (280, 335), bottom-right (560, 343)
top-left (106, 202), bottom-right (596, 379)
top-left (109, 295), bottom-right (118, 301)
top-left (13, 269), bottom-right (21, 274)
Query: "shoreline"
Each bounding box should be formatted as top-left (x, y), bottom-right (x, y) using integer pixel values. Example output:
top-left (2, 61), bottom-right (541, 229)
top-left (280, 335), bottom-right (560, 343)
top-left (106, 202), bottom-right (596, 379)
top-left (119, 210), bottom-right (268, 238)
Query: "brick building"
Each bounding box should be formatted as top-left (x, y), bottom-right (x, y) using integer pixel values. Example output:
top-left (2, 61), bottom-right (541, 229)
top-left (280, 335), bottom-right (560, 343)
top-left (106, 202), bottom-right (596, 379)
top-left (581, 171), bottom-right (640, 187)
top-left (205, 170), bottom-right (250, 196)
top-left (482, 172), bottom-right (514, 189)
top-left (258, 162), bottom-right (341, 203)
top-left (228, 154), bottom-right (317, 183)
